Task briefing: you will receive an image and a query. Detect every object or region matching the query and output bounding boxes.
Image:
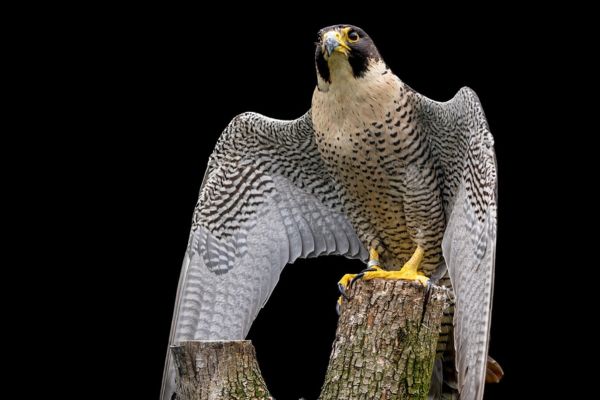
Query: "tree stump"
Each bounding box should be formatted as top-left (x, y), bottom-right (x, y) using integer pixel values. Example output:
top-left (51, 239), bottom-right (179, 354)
top-left (169, 280), bottom-right (448, 400)
top-left (319, 279), bottom-right (449, 400)
top-left (170, 340), bottom-right (272, 400)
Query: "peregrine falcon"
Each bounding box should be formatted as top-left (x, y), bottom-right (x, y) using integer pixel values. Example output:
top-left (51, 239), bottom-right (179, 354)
top-left (161, 24), bottom-right (500, 400)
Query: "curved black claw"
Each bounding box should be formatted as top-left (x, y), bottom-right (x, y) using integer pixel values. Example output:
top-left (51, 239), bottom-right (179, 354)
top-left (349, 267), bottom-right (378, 288)
top-left (337, 283), bottom-right (350, 300)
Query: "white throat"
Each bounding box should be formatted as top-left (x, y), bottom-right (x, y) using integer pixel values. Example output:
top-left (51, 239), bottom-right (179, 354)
top-left (317, 53), bottom-right (357, 92)
top-left (316, 59), bottom-right (399, 103)
top-left (312, 59), bottom-right (403, 132)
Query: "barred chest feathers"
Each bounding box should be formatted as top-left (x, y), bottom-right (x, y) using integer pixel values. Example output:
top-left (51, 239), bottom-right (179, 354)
top-left (311, 60), bottom-right (445, 272)
top-left (311, 60), bottom-right (420, 181)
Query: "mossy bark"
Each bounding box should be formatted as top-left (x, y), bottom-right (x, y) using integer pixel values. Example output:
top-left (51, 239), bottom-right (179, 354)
top-left (170, 340), bottom-right (272, 400)
top-left (319, 280), bottom-right (448, 400)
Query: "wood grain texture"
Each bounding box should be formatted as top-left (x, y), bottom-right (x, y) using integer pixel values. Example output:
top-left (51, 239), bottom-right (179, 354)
top-left (171, 280), bottom-right (447, 399)
top-left (319, 280), bottom-right (449, 400)
top-left (170, 340), bottom-right (271, 400)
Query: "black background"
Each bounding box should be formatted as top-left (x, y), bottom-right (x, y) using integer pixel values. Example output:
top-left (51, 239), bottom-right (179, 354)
top-left (62, 4), bottom-right (581, 399)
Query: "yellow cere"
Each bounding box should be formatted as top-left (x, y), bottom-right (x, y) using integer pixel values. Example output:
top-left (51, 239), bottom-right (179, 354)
top-left (328, 30), bottom-right (351, 54)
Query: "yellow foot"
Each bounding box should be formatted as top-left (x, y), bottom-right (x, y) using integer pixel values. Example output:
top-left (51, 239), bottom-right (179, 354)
top-left (337, 271), bottom-right (366, 305)
top-left (377, 245), bottom-right (429, 285)
top-left (337, 246), bottom-right (429, 314)
top-left (337, 247), bottom-right (382, 312)
top-left (362, 245), bottom-right (429, 285)
top-left (360, 267), bottom-right (429, 285)
top-left (337, 266), bottom-right (384, 299)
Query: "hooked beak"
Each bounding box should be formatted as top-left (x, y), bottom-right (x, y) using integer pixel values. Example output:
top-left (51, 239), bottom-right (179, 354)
top-left (322, 30), bottom-right (350, 58)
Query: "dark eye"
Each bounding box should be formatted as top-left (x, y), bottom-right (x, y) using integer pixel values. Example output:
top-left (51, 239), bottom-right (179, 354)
top-left (347, 30), bottom-right (359, 42)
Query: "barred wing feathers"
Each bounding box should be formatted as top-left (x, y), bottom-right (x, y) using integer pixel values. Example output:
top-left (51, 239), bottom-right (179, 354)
top-left (160, 112), bottom-right (367, 400)
top-left (416, 87), bottom-right (498, 400)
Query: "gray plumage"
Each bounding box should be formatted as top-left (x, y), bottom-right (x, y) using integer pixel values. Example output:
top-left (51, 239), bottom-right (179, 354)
top-left (161, 25), bottom-right (497, 400)
top-left (161, 113), bottom-right (368, 398)
top-left (421, 88), bottom-right (497, 400)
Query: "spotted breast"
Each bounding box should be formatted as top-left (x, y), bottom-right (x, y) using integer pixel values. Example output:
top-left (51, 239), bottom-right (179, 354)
top-left (312, 60), bottom-right (446, 274)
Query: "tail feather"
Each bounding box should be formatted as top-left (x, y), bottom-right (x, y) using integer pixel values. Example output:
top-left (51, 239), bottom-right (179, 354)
top-left (485, 355), bottom-right (504, 384)
top-left (429, 357), bottom-right (459, 400)
top-left (429, 353), bottom-right (503, 399)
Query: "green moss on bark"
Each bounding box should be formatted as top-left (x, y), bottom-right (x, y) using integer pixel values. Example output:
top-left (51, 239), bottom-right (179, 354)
top-left (319, 280), bottom-right (448, 400)
top-left (171, 340), bottom-right (272, 400)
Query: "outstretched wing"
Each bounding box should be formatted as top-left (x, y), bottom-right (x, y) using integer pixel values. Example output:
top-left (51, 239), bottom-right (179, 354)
top-left (161, 111), bottom-right (367, 400)
top-left (415, 87), bottom-right (497, 400)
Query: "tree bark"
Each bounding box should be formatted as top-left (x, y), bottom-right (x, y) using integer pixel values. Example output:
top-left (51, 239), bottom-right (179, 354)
top-left (170, 340), bottom-right (272, 400)
top-left (319, 280), bottom-right (448, 400)
top-left (170, 280), bottom-right (447, 400)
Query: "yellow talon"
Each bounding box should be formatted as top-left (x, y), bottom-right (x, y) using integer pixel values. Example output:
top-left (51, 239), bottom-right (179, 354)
top-left (337, 247), bottom-right (383, 306)
top-left (338, 273), bottom-right (355, 289)
top-left (337, 272), bottom-right (358, 306)
top-left (361, 245), bottom-right (429, 285)
top-left (337, 245), bottom-right (428, 313)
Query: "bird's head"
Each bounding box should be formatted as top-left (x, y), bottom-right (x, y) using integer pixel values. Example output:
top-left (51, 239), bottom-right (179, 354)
top-left (315, 25), bottom-right (383, 91)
